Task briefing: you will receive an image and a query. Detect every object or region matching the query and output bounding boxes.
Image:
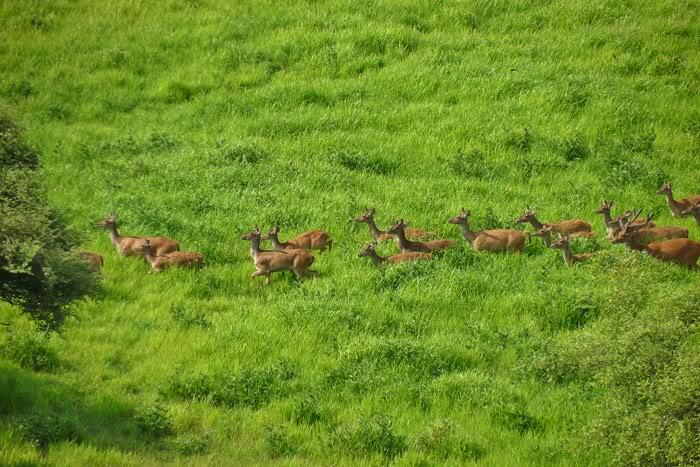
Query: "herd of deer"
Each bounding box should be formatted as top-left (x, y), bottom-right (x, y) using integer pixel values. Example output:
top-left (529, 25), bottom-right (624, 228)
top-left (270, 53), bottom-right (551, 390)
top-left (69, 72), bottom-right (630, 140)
top-left (82, 181), bottom-right (700, 284)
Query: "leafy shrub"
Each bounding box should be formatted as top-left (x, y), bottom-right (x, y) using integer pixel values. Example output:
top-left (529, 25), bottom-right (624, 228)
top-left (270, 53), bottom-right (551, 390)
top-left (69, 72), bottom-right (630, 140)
top-left (0, 115), bottom-right (98, 329)
top-left (265, 424), bottom-right (297, 458)
top-left (16, 412), bottom-right (80, 452)
top-left (332, 150), bottom-right (398, 175)
top-left (136, 403), bottom-right (173, 438)
top-left (329, 414), bottom-right (407, 460)
top-left (1, 331), bottom-right (59, 372)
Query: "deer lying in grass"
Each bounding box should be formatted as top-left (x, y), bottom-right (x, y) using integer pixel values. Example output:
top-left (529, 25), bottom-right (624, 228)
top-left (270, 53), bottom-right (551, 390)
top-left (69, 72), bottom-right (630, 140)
top-left (681, 203), bottom-right (700, 226)
top-left (269, 226), bottom-right (333, 253)
top-left (387, 219), bottom-right (454, 253)
top-left (136, 239), bottom-right (204, 272)
top-left (517, 207), bottom-right (592, 236)
top-left (534, 224), bottom-right (595, 247)
top-left (97, 214), bottom-right (179, 257)
top-left (357, 241), bottom-right (431, 266)
top-left (241, 226), bottom-right (313, 285)
top-left (79, 252), bottom-right (104, 271)
top-left (262, 225), bottom-right (315, 266)
top-left (613, 213), bottom-right (700, 269)
top-left (656, 181), bottom-right (700, 218)
top-left (550, 236), bottom-right (595, 266)
top-left (354, 208), bottom-right (434, 242)
top-left (594, 200), bottom-right (654, 239)
top-left (613, 210), bottom-right (688, 244)
top-left (449, 208), bottom-right (528, 252)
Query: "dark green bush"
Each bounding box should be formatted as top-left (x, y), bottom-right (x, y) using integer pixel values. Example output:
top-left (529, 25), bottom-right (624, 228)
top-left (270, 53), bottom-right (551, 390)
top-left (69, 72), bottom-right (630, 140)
top-left (173, 433), bottom-right (209, 456)
top-left (292, 394), bottom-right (322, 426)
top-left (329, 414), bottom-right (407, 460)
top-left (170, 303), bottom-right (211, 329)
top-left (491, 404), bottom-right (544, 434)
top-left (16, 412), bottom-right (80, 452)
top-left (136, 403), bottom-right (173, 438)
top-left (265, 424), bottom-right (297, 458)
top-left (1, 331), bottom-right (59, 372)
top-left (0, 115), bottom-right (98, 329)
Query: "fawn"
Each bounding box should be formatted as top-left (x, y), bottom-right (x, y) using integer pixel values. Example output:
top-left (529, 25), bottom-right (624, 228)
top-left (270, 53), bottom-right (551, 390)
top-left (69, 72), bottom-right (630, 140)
top-left (387, 219), bottom-right (454, 253)
top-left (550, 235), bottom-right (595, 266)
top-left (517, 207), bottom-right (592, 235)
top-left (97, 214), bottom-right (179, 257)
top-left (78, 252), bottom-right (104, 271)
top-left (354, 208), bottom-right (434, 242)
top-left (357, 241), bottom-right (431, 266)
top-left (136, 239), bottom-right (204, 272)
top-left (449, 208), bottom-right (528, 252)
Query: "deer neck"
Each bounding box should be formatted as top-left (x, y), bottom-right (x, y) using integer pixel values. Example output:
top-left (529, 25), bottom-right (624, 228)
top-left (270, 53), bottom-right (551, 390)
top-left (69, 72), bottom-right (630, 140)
top-left (268, 235), bottom-right (285, 251)
top-left (107, 224), bottom-right (121, 247)
top-left (527, 216), bottom-right (544, 230)
top-left (599, 209), bottom-right (614, 228)
top-left (366, 249), bottom-right (387, 266)
top-left (365, 218), bottom-right (385, 241)
top-left (663, 190), bottom-right (684, 216)
top-left (249, 236), bottom-right (261, 259)
top-left (458, 220), bottom-right (478, 245)
top-left (394, 228), bottom-right (412, 251)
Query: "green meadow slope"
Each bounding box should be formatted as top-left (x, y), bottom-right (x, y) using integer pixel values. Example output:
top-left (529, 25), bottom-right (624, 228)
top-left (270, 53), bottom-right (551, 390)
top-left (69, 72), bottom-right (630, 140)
top-left (1, 0), bottom-right (699, 465)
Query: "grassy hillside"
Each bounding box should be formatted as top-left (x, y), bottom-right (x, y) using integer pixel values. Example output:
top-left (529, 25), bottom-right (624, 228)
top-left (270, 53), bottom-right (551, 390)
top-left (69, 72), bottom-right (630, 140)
top-left (1, 0), bottom-right (699, 465)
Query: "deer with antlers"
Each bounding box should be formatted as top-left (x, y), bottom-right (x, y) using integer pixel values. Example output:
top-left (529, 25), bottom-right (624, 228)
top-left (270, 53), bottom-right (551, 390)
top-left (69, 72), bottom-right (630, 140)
top-left (594, 200), bottom-right (654, 239)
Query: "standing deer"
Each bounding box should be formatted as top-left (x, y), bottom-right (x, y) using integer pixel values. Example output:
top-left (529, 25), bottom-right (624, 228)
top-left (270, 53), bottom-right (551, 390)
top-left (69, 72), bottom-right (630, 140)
top-left (656, 181), bottom-right (700, 218)
top-left (681, 203), bottom-right (700, 226)
top-left (353, 208), bottom-right (434, 242)
top-left (516, 207), bottom-right (592, 235)
top-left (613, 214), bottom-right (700, 269)
top-left (387, 219), bottom-right (454, 253)
top-left (449, 208), bottom-right (528, 252)
top-left (357, 241), bottom-right (431, 266)
top-left (96, 214), bottom-right (179, 257)
top-left (241, 226), bottom-right (313, 285)
top-left (136, 239), bottom-right (204, 272)
top-left (550, 236), bottom-right (595, 266)
top-left (594, 200), bottom-right (653, 239)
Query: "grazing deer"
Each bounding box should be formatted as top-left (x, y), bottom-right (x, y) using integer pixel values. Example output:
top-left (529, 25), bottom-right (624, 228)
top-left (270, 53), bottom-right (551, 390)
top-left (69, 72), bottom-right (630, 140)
top-left (357, 241), bottom-right (431, 266)
top-left (273, 226), bottom-right (333, 253)
top-left (595, 200), bottom-right (653, 239)
top-left (241, 226), bottom-right (313, 285)
top-left (656, 181), bottom-right (700, 218)
top-left (387, 219), bottom-right (454, 253)
top-left (449, 208), bottom-right (528, 252)
top-left (96, 214), bottom-right (179, 257)
top-left (681, 203), bottom-right (700, 226)
top-left (353, 208), bottom-right (434, 242)
top-left (78, 252), bottom-right (104, 271)
top-left (613, 215), bottom-right (700, 269)
top-left (136, 239), bottom-right (204, 272)
top-left (550, 236), bottom-right (595, 266)
top-left (516, 207), bottom-right (592, 235)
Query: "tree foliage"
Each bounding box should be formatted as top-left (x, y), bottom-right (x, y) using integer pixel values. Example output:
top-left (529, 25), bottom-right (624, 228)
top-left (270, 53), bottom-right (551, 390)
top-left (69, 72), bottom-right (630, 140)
top-left (0, 115), bottom-right (97, 329)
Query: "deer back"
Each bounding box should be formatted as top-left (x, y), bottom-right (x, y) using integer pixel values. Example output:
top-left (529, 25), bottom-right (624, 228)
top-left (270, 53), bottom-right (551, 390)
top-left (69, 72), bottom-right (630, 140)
top-left (388, 252), bottom-right (432, 263)
top-left (550, 220), bottom-right (592, 235)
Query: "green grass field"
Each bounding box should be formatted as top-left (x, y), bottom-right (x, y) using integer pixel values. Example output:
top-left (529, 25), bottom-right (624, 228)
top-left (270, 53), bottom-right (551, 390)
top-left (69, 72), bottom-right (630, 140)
top-left (1, 0), bottom-right (699, 465)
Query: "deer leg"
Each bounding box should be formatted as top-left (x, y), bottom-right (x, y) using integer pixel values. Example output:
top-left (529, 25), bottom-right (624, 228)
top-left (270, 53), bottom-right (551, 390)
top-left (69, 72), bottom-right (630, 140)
top-left (265, 273), bottom-right (271, 285)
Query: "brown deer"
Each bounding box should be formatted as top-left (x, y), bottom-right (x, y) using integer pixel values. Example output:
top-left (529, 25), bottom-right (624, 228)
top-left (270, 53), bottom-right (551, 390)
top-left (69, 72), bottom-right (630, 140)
top-left (261, 226), bottom-right (316, 266)
top-left (357, 241), bottom-right (431, 266)
top-left (274, 226), bottom-right (333, 253)
top-left (656, 181), bottom-right (700, 218)
top-left (241, 226), bottom-right (313, 285)
top-left (387, 219), bottom-right (454, 253)
top-left (353, 208), bottom-right (434, 242)
top-left (550, 236), bottom-right (595, 266)
top-left (535, 224), bottom-right (595, 247)
top-left (594, 200), bottom-right (653, 239)
top-left (449, 208), bottom-right (529, 252)
top-left (96, 214), bottom-right (179, 257)
top-left (516, 207), bottom-right (592, 235)
top-left (78, 252), bottom-right (104, 271)
top-left (681, 203), bottom-right (700, 226)
top-left (613, 215), bottom-right (700, 269)
top-left (136, 239), bottom-right (204, 272)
